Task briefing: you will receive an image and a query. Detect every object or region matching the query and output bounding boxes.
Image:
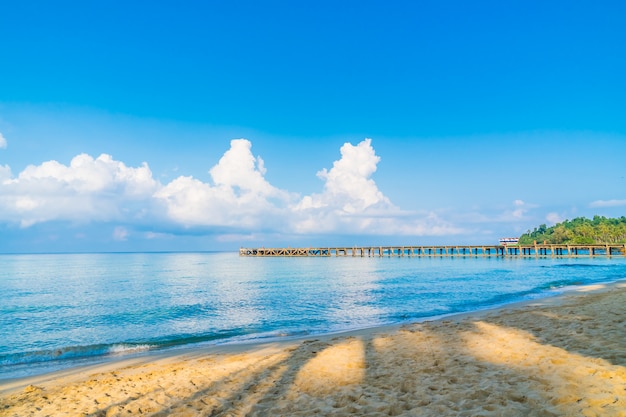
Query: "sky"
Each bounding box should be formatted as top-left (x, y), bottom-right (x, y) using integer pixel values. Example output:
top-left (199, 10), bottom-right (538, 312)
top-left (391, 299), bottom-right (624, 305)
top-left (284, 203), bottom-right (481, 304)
top-left (0, 0), bottom-right (625, 253)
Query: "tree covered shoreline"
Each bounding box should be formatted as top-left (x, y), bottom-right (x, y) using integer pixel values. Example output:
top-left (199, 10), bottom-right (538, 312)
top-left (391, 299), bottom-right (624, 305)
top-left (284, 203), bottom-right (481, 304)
top-left (518, 216), bottom-right (626, 245)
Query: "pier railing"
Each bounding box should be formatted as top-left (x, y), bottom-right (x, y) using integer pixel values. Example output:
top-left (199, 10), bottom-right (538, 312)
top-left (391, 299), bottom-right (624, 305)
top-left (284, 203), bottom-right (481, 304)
top-left (240, 244), bottom-right (626, 258)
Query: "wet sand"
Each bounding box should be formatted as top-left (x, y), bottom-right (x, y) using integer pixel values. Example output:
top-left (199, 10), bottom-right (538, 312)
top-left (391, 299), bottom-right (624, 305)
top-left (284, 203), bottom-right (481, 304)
top-left (1, 282), bottom-right (625, 416)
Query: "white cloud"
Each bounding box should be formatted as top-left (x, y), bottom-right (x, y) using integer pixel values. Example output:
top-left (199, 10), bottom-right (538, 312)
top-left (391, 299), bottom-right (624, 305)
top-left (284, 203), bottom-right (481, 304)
top-left (154, 138), bottom-right (461, 236)
top-left (292, 139), bottom-right (391, 233)
top-left (0, 165), bottom-right (11, 182)
top-left (145, 231), bottom-right (171, 240)
top-left (0, 153), bottom-right (158, 227)
top-left (0, 137), bottom-right (466, 238)
top-left (590, 199), bottom-right (626, 208)
top-left (154, 139), bottom-right (290, 229)
top-left (0, 132), bottom-right (6, 149)
top-left (511, 199), bottom-right (527, 218)
top-left (295, 139), bottom-right (391, 213)
top-left (546, 212), bottom-right (565, 225)
top-left (500, 199), bottom-right (538, 221)
top-left (209, 139), bottom-right (273, 194)
top-left (113, 226), bottom-right (129, 241)
top-left (291, 139), bottom-right (460, 235)
top-left (455, 200), bottom-right (541, 231)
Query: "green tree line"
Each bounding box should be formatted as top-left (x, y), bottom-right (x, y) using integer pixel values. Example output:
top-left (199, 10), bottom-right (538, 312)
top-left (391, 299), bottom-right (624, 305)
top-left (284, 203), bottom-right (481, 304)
top-left (518, 216), bottom-right (626, 245)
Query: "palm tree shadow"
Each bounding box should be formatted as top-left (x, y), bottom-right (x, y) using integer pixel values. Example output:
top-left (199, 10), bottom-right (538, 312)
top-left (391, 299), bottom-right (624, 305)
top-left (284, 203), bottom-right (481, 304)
top-left (141, 339), bottom-right (328, 416)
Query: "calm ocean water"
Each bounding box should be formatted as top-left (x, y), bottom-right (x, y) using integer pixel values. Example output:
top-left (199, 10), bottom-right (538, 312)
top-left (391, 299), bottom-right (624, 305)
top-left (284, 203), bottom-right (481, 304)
top-left (1, 252), bottom-right (625, 380)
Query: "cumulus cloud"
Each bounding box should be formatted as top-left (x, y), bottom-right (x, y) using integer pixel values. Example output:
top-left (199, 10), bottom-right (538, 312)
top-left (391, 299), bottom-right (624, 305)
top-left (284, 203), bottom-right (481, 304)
top-left (209, 139), bottom-right (272, 194)
top-left (0, 139), bottom-right (290, 232)
top-left (291, 139), bottom-right (460, 235)
top-left (153, 138), bottom-right (460, 236)
top-left (0, 165), bottom-right (11, 182)
top-left (0, 132), bottom-right (6, 149)
top-left (590, 199), bottom-right (626, 208)
top-left (0, 137), bottom-right (464, 238)
top-left (154, 139), bottom-right (290, 229)
top-left (292, 139), bottom-right (392, 233)
top-left (0, 153), bottom-right (158, 227)
top-left (295, 139), bottom-right (391, 213)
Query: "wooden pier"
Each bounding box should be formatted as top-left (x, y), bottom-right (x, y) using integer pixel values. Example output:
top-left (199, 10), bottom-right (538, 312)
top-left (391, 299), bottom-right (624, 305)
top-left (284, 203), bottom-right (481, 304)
top-left (240, 244), bottom-right (626, 258)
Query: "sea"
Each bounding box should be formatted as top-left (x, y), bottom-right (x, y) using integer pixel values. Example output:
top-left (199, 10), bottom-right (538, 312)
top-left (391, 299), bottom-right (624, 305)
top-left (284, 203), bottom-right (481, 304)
top-left (1, 252), bottom-right (626, 381)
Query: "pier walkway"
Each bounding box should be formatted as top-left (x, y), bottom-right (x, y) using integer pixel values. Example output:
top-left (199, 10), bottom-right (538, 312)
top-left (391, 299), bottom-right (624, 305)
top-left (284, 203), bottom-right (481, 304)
top-left (240, 244), bottom-right (626, 258)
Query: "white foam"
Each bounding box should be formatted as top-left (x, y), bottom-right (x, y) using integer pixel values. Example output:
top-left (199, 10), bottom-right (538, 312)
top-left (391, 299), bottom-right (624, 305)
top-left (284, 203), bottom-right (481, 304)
top-left (108, 344), bottom-right (154, 355)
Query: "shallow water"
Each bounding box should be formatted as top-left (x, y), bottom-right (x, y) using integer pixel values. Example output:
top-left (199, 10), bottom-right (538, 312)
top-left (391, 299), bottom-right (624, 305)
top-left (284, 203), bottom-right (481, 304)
top-left (1, 252), bottom-right (625, 380)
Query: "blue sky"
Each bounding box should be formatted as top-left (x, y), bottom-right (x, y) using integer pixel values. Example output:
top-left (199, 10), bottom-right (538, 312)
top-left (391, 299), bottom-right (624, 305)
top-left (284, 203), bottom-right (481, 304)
top-left (1, 1), bottom-right (625, 253)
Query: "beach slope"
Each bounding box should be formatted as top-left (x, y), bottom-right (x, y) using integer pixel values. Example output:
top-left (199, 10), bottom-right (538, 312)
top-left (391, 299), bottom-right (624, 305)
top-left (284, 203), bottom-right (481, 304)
top-left (2, 283), bottom-right (626, 416)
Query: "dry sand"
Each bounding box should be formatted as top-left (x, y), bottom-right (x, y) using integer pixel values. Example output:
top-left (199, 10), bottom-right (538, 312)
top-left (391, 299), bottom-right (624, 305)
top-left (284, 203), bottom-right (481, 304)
top-left (1, 282), bottom-right (625, 417)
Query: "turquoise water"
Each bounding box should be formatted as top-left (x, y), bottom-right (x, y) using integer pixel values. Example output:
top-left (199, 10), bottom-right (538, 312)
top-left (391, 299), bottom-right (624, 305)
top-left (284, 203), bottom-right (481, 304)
top-left (1, 252), bottom-right (625, 380)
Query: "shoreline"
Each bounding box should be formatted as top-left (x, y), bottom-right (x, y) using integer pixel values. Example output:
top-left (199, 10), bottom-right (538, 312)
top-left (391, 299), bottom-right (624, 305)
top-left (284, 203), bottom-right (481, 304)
top-left (4, 271), bottom-right (616, 380)
top-left (0, 278), bottom-right (603, 387)
top-left (2, 280), bottom-right (626, 415)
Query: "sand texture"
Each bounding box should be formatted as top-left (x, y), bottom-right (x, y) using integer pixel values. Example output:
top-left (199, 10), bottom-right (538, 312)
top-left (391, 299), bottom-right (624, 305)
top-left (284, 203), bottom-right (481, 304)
top-left (1, 283), bottom-right (625, 416)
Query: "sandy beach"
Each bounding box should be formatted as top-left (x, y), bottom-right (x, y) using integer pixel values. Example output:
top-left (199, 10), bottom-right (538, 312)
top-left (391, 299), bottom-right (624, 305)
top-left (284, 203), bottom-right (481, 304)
top-left (1, 282), bottom-right (625, 417)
